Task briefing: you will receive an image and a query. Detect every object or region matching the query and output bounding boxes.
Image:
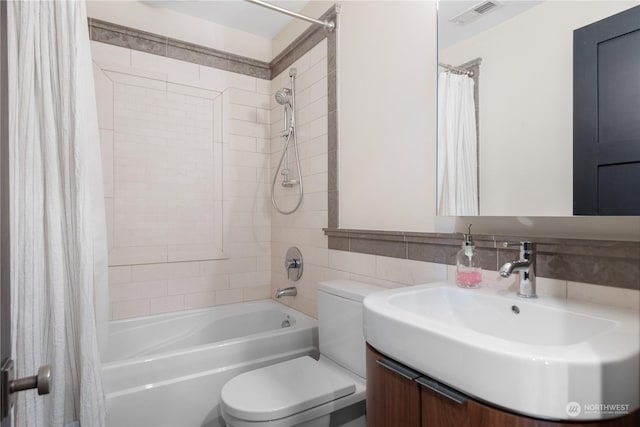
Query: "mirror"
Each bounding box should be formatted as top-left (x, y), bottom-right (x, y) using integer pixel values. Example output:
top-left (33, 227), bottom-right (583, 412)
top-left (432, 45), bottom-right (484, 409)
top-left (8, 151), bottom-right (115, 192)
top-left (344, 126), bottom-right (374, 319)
top-left (436, 0), bottom-right (639, 216)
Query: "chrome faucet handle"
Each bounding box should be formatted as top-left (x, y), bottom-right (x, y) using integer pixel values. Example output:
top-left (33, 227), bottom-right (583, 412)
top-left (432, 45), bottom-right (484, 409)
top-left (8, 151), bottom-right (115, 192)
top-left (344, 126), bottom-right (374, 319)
top-left (284, 247), bottom-right (303, 281)
top-left (286, 259), bottom-right (300, 270)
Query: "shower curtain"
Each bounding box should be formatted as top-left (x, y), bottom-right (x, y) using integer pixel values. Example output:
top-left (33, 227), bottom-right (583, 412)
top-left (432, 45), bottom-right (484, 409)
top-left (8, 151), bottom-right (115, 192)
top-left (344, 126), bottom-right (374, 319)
top-left (437, 72), bottom-right (479, 216)
top-left (7, 0), bottom-right (108, 426)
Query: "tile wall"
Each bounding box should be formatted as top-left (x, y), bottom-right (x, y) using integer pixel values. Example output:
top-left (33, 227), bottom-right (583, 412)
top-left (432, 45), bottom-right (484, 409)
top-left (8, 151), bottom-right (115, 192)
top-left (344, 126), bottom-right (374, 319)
top-left (269, 40), bottom-right (331, 316)
top-left (92, 41), bottom-right (272, 319)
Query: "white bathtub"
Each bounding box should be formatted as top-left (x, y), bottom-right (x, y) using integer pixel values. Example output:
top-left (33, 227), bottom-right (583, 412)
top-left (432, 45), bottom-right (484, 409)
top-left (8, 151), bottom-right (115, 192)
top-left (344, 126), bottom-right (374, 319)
top-left (103, 300), bottom-right (318, 427)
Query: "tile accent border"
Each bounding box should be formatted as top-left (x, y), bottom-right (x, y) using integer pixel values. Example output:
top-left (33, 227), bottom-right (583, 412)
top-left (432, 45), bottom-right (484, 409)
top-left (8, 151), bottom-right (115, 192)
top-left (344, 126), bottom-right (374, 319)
top-left (325, 228), bottom-right (640, 291)
top-left (88, 6), bottom-right (339, 82)
top-left (88, 18), bottom-right (271, 79)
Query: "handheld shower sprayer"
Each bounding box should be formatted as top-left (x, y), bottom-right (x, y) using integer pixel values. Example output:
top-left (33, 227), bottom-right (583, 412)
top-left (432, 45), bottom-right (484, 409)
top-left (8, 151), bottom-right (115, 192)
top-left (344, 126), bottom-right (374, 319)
top-left (271, 67), bottom-right (303, 215)
top-left (275, 88), bottom-right (291, 107)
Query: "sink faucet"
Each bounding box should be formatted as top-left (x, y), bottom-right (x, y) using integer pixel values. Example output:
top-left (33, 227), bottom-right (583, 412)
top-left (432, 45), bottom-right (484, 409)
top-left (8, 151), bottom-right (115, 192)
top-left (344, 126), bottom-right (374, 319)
top-left (275, 287), bottom-right (297, 298)
top-left (499, 241), bottom-right (536, 298)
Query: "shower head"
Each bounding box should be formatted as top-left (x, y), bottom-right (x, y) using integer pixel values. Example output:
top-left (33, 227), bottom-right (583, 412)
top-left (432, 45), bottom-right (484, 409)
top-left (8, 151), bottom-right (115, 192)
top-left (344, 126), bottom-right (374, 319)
top-left (275, 88), bottom-right (291, 106)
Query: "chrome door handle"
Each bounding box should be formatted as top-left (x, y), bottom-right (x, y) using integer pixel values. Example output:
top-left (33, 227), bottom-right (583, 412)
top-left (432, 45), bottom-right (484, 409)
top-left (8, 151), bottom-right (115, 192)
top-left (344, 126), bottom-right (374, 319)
top-left (1, 359), bottom-right (51, 418)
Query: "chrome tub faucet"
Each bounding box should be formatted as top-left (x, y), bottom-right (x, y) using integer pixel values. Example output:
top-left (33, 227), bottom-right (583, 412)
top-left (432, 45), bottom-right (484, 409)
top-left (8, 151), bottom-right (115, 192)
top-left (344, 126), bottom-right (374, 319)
top-left (275, 287), bottom-right (298, 298)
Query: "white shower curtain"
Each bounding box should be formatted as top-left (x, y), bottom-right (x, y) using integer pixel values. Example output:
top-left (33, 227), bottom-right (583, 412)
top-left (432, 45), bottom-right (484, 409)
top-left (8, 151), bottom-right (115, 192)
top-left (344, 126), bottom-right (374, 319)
top-left (437, 72), bottom-right (479, 216)
top-left (7, 1), bottom-right (108, 426)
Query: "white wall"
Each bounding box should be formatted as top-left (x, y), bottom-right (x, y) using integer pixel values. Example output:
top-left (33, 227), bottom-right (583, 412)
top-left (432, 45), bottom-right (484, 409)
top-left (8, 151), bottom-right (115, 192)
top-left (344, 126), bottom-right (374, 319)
top-left (335, 1), bottom-right (639, 241)
top-left (441, 1), bottom-right (636, 216)
top-left (338, 1), bottom-right (438, 232)
top-left (86, 0), bottom-right (272, 62)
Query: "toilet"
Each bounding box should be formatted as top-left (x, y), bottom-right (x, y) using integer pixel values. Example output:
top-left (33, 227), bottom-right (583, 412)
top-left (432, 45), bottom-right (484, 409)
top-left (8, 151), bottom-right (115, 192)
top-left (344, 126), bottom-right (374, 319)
top-left (220, 280), bottom-right (382, 427)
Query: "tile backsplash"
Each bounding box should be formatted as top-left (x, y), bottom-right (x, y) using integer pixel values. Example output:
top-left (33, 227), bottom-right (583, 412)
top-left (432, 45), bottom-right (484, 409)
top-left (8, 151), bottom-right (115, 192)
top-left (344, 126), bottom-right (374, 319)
top-left (327, 229), bottom-right (640, 291)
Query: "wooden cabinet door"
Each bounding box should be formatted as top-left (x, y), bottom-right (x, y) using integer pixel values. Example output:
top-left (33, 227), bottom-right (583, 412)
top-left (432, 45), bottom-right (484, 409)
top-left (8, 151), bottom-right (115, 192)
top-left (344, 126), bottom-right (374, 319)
top-left (366, 344), bottom-right (421, 427)
top-left (420, 384), bottom-right (538, 427)
top-left (419, 377), bottom-right (472, 427)
top-left (367, 343), bottom-right (639, 426)
top-left (420, 381), bottom-right (640, 427)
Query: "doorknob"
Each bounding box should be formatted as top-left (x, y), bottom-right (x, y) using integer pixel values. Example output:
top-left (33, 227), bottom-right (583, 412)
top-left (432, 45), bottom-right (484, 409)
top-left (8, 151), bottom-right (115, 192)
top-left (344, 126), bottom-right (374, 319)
top-left (1, 359), bottom-right (51, 418)
top-left (9, 365), bottom-right (51, 395)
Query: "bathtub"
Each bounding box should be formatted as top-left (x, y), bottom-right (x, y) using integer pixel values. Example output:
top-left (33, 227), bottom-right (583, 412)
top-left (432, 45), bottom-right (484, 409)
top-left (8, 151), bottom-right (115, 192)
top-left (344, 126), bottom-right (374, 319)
top-left (103, 300), bottom-right (318, 427)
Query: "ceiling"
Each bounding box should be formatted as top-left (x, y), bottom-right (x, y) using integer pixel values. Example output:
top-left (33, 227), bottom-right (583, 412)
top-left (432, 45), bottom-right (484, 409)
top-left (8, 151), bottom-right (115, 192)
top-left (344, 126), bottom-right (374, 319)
top-left (142, 0), bottom-right (310, 39)
top-left (141, 1), bottom-right (545, 47)
top-left (438, 0), bottom-right (543, 48)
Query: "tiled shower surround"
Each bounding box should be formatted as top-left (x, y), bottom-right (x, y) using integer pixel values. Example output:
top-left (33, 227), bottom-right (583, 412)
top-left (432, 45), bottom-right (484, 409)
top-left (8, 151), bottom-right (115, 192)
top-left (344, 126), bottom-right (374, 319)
top-left (92, 42), bottom-right (272, 319)
top-left (90, 14), bottom-right (639, 320)
top-left (269, 40), bottom-right (334, 316)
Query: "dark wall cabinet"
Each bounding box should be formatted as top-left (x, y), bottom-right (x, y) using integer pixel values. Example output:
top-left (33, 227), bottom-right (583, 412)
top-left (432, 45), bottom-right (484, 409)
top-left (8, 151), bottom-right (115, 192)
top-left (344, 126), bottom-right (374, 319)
top-left (573, 5), bottom-right (640, 215)
top-left (366, 344), bottom-right (639, 427)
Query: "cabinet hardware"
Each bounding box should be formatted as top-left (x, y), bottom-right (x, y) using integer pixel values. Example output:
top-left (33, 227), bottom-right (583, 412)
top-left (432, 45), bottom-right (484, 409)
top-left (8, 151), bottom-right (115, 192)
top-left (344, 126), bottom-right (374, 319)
top-left (416, 376), bottom-right (468, 405)
top-left (376, 358), bottom-right (421, 381)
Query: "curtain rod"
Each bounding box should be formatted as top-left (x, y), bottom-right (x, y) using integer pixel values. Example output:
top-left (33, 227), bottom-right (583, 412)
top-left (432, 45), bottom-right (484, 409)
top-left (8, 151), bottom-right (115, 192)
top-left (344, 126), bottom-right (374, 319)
top-left (245, 0), bottom-right (335, 31)
top-left (438, 62), bottom-right (474, 77)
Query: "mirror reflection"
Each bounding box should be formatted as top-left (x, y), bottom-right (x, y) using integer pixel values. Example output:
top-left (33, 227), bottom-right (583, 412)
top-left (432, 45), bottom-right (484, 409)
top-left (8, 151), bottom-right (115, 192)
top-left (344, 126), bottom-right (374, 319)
top-left (436, 0), bottom-right (639, 216)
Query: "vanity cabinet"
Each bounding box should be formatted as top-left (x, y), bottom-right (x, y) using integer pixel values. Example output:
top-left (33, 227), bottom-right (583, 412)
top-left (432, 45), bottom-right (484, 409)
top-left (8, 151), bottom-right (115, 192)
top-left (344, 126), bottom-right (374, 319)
top-left (365, 342), bottom-right (421, 426)
top-left (366, 344), bottom-right (639, 427)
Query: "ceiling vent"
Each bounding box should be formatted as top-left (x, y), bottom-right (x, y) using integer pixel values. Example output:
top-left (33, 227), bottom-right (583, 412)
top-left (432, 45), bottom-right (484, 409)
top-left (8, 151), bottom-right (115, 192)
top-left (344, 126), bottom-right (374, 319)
top-left (449, 1), bottom-right (503, 25)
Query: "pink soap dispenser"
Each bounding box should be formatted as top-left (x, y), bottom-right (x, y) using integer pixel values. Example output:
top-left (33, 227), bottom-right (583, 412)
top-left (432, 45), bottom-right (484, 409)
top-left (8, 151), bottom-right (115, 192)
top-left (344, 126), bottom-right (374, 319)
top-left (456, 224), bottom-right (482, 288)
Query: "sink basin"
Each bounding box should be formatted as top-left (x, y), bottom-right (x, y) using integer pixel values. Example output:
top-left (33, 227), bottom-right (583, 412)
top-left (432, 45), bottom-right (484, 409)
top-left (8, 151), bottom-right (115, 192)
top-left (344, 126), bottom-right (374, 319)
top-left (388, 287), bottom-right (617, 346)
top-left (363, 282), bottom-right (639, 421)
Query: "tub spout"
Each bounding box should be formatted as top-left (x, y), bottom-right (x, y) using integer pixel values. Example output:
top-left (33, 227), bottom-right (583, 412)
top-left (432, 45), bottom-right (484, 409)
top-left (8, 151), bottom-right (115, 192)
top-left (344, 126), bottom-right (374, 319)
top-left (275, 287), bottom-right (297, 298)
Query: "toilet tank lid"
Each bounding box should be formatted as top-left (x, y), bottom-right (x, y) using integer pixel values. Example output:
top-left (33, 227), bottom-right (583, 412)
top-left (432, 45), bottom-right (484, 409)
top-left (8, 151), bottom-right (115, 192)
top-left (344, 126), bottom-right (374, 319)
top-left (318, 280), bottom-right (384, 302)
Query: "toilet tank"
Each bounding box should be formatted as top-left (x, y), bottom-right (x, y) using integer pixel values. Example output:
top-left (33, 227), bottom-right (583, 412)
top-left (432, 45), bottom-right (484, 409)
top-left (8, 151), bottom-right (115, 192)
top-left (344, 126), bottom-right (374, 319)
top-left (317, 280), bottom-right (383, 379)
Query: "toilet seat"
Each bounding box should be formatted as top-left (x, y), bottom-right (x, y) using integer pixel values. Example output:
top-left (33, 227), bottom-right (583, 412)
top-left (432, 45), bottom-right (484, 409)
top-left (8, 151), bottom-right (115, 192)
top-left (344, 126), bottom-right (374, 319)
top-left (221, 356), bottom-right (357, 423)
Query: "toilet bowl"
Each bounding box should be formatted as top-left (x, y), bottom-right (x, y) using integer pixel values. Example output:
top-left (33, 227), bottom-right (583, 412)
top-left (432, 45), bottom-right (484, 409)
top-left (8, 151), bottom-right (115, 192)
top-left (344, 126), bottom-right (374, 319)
top-left (220, 280), bottom-right (382, 427)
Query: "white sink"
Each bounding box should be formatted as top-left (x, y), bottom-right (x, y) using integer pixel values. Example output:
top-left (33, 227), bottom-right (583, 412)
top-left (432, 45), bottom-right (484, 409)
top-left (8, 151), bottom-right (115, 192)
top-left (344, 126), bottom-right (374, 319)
top-left (363, 282), bottom-right (639, 421)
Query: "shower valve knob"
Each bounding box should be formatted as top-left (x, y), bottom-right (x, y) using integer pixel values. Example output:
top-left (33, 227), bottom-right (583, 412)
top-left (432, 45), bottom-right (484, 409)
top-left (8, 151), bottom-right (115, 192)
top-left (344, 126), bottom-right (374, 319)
top-left (284, 247), bottom-right (303, 281)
